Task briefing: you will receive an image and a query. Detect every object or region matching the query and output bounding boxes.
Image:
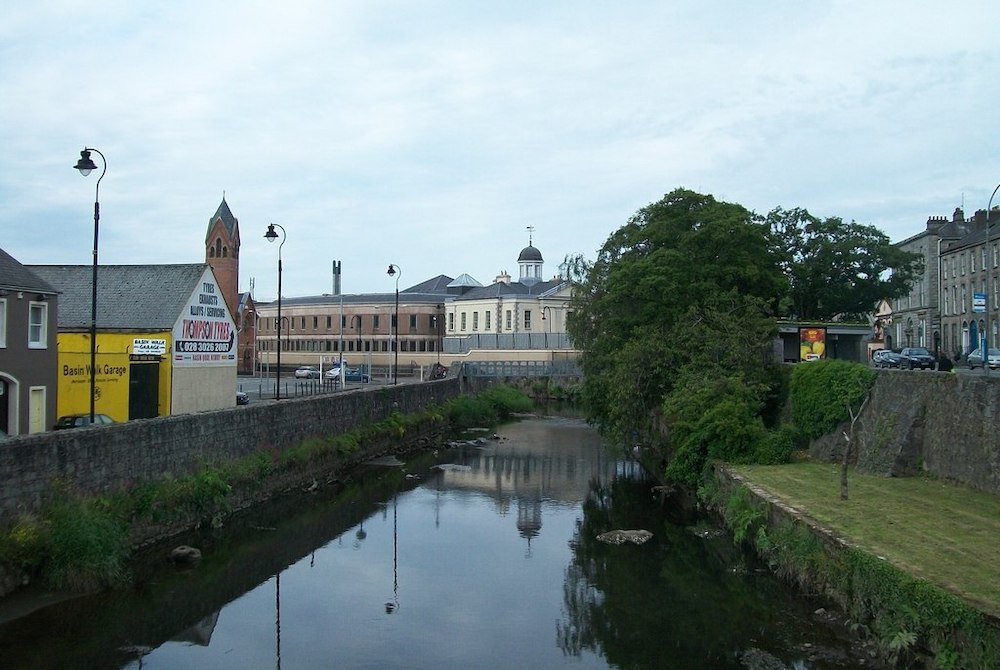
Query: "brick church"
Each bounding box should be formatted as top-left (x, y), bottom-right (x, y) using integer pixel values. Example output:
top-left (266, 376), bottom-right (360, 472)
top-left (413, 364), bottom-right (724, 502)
top-left (205, 198), bottom-right (256, 374)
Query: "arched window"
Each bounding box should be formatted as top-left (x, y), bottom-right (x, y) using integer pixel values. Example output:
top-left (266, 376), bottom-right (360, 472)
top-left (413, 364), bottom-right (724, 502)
top-left (214, 239), bottom-right (222, 257)
top-left (223, 246), bottom-right (228, 257)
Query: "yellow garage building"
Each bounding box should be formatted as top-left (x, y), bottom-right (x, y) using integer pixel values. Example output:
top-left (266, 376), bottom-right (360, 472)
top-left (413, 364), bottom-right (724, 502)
top-left (28, 263), bottom-right (236, 422)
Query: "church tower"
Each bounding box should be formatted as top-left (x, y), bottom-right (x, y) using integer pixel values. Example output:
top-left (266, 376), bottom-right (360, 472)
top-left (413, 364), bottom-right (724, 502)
top-left (205, 197), bottom-right (240, 315)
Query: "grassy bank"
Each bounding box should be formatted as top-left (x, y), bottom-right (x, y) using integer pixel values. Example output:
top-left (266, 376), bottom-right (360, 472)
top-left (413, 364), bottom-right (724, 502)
top-left (730, 462), bottom-right (1000, 618)
top-left (714, 461), bottom-right (1000, 667)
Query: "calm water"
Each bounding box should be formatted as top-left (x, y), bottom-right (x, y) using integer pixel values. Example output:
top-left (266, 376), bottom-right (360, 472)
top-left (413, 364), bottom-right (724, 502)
top-left (0, 416), bottom-right (869, 669)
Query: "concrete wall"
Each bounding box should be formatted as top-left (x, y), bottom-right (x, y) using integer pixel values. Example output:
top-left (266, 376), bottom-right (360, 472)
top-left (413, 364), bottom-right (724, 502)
top-left (0, 378), bottom-right (460, 523)
top-left (810, 370), bottom-right (1000, 495)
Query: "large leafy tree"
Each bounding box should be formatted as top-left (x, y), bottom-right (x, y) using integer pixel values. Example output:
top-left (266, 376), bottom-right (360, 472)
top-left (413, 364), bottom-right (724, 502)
top-left (568, 189), bottom-right (786, 444)
top-left (767, 207), bottom-right (923, 321)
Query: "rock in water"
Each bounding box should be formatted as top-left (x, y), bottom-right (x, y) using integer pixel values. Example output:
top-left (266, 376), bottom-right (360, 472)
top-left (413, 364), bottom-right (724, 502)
top-left (595, 529), bottom-right (653, 545)
top-left (169, 545), bottom-right (202, 565)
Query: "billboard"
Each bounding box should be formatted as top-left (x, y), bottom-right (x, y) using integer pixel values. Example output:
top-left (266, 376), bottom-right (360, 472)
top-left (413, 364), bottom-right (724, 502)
top-left (799, 327), bottom-right (826, 362)
top-left (172, 270), bottom-right (237, 367)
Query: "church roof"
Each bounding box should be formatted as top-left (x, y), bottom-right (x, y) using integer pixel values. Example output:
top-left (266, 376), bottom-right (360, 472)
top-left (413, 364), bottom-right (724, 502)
top-left (208, 197), bottom-right (238, 239)
top-left (517, 244), bottom-right (543, 262)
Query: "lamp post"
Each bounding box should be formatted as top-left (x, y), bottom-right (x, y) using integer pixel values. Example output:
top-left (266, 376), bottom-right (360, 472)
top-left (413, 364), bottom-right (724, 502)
top-left (987, 183), bottom-right (1000, 377)
top-left (387, 264), bottom-right (401, 384)
top-left (73, 147), bottom-right (107, 425)
top-left (265, 224), bottom-right (286, 398)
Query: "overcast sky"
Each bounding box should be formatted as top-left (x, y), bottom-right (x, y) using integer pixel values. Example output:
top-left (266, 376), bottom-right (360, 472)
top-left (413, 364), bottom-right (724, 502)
top-left (2, 1), bottom-right (999, 302)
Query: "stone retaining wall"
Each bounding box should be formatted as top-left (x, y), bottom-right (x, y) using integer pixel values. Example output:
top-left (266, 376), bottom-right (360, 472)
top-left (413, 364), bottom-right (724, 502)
top-left (809, 370), bottom-right (1000, 495)
top-left (0, 378), bottom-right (461, 524)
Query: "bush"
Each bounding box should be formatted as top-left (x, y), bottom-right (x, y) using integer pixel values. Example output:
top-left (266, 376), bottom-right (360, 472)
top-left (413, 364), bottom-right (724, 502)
top-left (790, 360), bottom-right (875, 439)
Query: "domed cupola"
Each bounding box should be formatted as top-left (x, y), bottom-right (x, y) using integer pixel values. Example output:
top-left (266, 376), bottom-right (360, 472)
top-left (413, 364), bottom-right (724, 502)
top-left (518, 226), bottom-right (544, 285)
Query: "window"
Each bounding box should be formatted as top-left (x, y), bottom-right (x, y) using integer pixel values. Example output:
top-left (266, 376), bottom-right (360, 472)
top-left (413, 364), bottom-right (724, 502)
top-left (523, 310), bottom-right (532, 331)
top-left (0, 298), bottom-right (6, 348)
top-left (28, 302), bottom-right (47, 348)
top-left (505, 310), bottom-right (512, 330)
top-left (409, 314), bottom-right (417, 329)
top-left (460, 312), bottom-right (467, 331)
top-left (447, 313), bottom-right (454, 331)
top-left (485, 311), bottom-right (491, 331)
top-left (374, 314), bottom-right (381, 329)
top-left (983, 248), bottom-right (988, 271)
top-left (327, 316), bottom-right (332, 328)
top-left (472, 312), bottom-right (479, 331)
top-left (313, 316), bottom-right (318, 329)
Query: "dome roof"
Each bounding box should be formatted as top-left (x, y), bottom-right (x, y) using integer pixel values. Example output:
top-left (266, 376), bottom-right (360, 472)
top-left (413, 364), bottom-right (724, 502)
top-left (518, 244), bottom-right (543, 262)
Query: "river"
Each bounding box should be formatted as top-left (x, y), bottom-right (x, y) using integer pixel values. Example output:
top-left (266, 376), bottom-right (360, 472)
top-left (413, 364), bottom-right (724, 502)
top-left (0, 415), bottom-right (873, 669)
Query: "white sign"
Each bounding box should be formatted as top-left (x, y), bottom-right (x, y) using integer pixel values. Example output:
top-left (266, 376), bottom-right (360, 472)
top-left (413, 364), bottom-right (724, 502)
top-left (172, 270), bottom-right (237, 367)
top-left (133, 338), bottom-right (166, 355)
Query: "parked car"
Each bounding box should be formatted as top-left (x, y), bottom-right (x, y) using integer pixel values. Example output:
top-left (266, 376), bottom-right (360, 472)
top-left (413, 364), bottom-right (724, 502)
top-left (236, 391), bottom-right (250, 405)
top-left (54, 413), bottom-right (115, 430)
top-left (294, 366), bottom-right (321, 379)
top-left (872, 349), bottom-right (902, 368)
top-left (323, 365), bottom-right (342, 380)
top-left (967, 347), bottom-right (1000, 369)
top-left (898, 347), bottom-right (936, 370)
top-left (343, 367), bottom-right (371, 383)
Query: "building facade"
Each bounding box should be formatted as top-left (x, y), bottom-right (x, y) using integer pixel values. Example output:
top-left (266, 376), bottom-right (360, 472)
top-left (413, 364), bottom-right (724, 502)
top-left (28, 263), bottom-right (237, 420)
top-left (0, 248), bottom-right (59, 435)
top-left (253, 241), bottom-right (577, 373)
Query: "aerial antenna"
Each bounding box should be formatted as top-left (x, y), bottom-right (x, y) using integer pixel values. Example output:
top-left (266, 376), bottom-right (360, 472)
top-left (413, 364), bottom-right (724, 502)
top-left (526, 224), bottom-right (535, 245)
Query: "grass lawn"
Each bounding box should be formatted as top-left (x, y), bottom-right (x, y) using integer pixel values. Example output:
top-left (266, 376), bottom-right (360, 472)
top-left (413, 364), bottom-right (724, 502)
top-left (730, 461), bottom-right (1000, 619)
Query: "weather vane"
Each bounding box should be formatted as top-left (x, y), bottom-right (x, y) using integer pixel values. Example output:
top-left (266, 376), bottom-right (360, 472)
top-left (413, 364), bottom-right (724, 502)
top-left (526, 224), bottom-right (535, 245)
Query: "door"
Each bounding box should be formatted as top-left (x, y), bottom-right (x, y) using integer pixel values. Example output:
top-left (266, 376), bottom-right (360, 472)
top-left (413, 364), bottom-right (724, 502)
top-left (28, 387), bottom-right (46, 434)
top-left (128, 363), bottom-right (160, 420)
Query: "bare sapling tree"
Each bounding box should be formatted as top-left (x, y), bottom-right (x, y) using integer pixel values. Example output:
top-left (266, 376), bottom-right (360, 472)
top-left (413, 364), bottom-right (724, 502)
top-left (841, 385), bottom-right (870, 500)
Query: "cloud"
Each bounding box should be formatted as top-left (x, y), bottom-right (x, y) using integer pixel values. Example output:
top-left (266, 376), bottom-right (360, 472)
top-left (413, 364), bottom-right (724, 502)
top-left (2, 1), bottom-right (999, 299)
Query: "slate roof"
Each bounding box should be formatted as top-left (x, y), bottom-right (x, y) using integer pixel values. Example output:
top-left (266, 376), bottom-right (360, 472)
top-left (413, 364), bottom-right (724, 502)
top-left (0, 248), bottom-right (57, 294)
top-left (26, 264), bottom-right (209, 330)
top-left (208, 197), bottom-right (238, 239)
top-left (405, 274), bottom-right (455, 293)
top-left (453, 278), bottom-right (566, 301)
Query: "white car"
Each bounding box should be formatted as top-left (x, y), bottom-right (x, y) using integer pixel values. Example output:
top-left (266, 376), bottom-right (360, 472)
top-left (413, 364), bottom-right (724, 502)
top-left (323, 366), bottom-right (342, 380)
top-left (294, 366), bottom-right (320, 379)
top-left (967, 347), bottom-right (1000, 369)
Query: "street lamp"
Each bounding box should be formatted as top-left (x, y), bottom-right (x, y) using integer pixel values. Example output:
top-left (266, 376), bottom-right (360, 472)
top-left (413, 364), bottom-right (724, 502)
top-left (265, 223), bottom-right (286, 398)
top-left (73, 147), bottom-right (107, 425)
top-left (987, 183), bottom-right (1000, 377)
top-left (387, 264), bottom-right (401, 385)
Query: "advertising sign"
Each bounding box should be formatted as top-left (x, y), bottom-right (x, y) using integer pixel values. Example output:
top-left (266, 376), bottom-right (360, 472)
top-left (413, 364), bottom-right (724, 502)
top-left (133, 338), bottom-right (166, 355)
top-left (799, 327), bottom-right (826, 362)
top-left (172, 272), bottom-right (237, 367)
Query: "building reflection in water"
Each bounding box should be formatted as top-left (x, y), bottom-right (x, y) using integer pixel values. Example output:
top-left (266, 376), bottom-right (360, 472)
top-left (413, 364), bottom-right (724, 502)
top-left (432, 419), bottom-right (624, 554)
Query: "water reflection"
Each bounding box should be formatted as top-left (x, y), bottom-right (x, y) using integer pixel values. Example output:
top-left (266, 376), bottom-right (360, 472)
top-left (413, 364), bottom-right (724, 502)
top-left (0, 416), bottom-right (868, 669)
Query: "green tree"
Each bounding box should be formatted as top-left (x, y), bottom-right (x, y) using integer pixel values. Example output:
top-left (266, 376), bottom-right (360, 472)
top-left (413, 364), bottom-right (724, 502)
top-left (568, 188), bottom-right (786, 444)
top-left (768, 207), bottom-right (923, 321)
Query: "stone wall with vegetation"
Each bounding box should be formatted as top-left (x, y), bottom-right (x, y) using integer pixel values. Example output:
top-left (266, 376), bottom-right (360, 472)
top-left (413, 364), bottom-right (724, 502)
top-left (810, 371), bottom-right (1000, 495)
top-left (0, 378), bottom-right (460, 523)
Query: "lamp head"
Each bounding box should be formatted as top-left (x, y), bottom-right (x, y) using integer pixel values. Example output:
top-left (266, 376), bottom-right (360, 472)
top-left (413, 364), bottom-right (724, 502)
top-left (74, 149), bottom-right (98, 176)
top-left (387, 264), bottom-right (397, 277)
top-left (264, 224), bottom-right (279, 243)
